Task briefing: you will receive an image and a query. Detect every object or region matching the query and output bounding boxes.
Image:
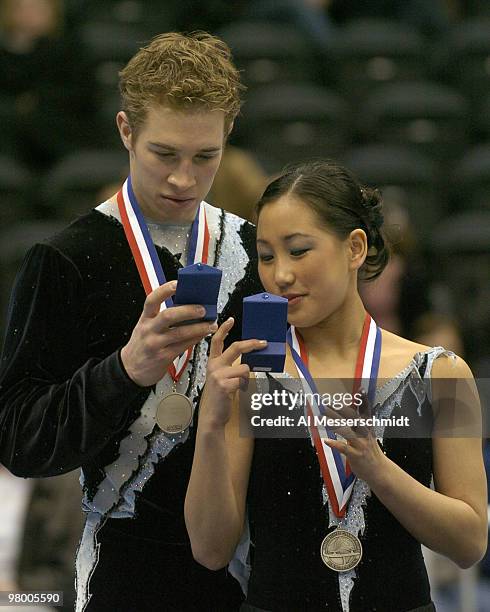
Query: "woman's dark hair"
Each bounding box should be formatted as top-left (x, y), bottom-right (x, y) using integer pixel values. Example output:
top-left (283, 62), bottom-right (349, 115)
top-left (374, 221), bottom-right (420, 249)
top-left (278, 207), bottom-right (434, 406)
top-left (256, 159), bottom-right (389, 281)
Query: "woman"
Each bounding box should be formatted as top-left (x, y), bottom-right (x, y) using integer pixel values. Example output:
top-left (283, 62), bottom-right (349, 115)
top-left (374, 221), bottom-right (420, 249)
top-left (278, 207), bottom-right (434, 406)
top-left (185, 160), bottom-right (487, 611)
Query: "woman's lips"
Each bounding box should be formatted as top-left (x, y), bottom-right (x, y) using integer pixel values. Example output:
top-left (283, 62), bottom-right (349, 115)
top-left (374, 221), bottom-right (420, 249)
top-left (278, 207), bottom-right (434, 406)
top-left (283, 294), bottom-right (305, 306)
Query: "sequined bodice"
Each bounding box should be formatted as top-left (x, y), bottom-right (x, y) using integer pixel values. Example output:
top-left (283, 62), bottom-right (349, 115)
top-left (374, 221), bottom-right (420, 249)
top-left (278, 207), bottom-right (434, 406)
top-left (246, 347), bottom-right (451, 612)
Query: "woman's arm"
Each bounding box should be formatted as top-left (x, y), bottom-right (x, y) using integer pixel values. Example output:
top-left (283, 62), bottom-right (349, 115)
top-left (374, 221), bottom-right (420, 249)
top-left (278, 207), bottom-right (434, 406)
top-left (326, 355), bottom-right (488, 568)
top-left (185, 319), bottom-right (261, 570)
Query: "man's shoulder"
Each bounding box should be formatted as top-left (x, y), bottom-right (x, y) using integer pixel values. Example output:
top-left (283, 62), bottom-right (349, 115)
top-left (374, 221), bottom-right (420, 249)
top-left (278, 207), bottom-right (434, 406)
top-left (45, 209), bottom-right (122, 261)
top-left (206, 202), bottom-right (255, 232)
top-left (222, 208), bottom-right (255, 229)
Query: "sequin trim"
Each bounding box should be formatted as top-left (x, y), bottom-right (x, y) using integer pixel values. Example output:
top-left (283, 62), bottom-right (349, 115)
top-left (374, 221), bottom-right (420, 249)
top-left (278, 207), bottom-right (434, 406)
top-left (261, 346), bottom-right (453, 612)
top-left (75, 512), bottom-right (107, 612)
top-left (78, 202), bottom-right (253, 601)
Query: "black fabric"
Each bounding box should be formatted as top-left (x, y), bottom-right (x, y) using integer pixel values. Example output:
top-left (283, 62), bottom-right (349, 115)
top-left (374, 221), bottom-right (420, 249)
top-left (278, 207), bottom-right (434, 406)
top-left (85, 520), bottom-right (243, 611)
top-left (246, 370), bottom-right (435, 612)
top-left (0, 209), bottom-right (260, 478)
top-left (240, 604), bottom-right (436, 612)
top-left (0, 208), bottom-right (262, 610)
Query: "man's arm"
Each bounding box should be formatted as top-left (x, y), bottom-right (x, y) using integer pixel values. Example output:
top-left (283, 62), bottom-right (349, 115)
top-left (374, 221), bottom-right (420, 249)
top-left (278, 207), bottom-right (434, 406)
top-left (0, 243), bottom-right (151, 477)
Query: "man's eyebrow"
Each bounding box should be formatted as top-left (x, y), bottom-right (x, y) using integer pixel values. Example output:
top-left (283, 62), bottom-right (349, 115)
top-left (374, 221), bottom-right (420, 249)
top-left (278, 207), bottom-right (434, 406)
top-left (148, 142), bottom-right (222, 152)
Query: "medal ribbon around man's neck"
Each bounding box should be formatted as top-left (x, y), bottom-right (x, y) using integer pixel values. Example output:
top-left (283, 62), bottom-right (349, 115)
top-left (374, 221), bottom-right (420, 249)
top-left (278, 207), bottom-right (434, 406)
top-left (287, 313), bottom-right (381, 518)
top-left (117, 175), bottom-right (210, 382)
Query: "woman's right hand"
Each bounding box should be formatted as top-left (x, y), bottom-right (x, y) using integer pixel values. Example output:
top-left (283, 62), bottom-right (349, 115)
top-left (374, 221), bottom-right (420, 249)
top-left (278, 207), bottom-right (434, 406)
top-left (200, 317), bottom-right (267, 429)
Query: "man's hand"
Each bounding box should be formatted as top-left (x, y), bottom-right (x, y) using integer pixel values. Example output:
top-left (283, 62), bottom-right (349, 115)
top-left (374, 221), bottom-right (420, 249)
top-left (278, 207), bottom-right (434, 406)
top-left (120, 280), bottom-right (218, 387)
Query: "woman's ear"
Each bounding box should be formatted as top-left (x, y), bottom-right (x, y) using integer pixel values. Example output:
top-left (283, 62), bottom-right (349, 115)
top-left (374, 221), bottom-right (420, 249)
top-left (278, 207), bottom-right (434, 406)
top-left (116, 111), bottom-right (133, 152)
top-left (348, 229), bottom-right (368, 271)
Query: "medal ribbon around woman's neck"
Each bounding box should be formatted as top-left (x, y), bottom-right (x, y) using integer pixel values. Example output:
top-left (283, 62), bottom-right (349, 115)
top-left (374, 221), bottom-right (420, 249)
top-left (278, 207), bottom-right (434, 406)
top-left (117, 175), bottom-right (210, 382)
top-left (287, 313), bottom-right (381, 518)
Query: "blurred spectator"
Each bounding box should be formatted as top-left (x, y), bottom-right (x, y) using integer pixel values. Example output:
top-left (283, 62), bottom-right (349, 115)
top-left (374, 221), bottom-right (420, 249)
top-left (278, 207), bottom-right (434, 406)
top-left (412, 312), bottom-right (465, 356)
top-left (0, 467), bottom-right (51, 611)
top-left (360, 199), bottom-right (431, 337)
top-left (0, 0), bottom-right (95, 170)
top-left (208, 145), bottom-right (268, 222)
top-left (16, 471), bottom-right (84, 612)
top-left (0, 465), bottom-right (31, 592)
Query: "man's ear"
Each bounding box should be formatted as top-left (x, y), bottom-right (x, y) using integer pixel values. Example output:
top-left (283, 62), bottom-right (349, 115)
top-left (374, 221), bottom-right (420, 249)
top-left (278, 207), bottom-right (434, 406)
top-left (116, 111), bottom-right (133, 152)
top-left (349, 229), bottom-right (368, 271)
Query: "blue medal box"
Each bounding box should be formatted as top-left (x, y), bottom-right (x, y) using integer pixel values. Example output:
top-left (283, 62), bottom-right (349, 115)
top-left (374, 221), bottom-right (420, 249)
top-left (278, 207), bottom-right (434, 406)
top-left (241, 292), bottom-right (288, 372)
top-left (173, 263), bottom-right (222, 322)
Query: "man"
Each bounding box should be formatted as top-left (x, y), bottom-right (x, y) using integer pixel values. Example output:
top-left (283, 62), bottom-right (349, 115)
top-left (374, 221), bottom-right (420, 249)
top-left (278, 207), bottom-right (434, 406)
top-left (0, 32), bottom-right (262, 611)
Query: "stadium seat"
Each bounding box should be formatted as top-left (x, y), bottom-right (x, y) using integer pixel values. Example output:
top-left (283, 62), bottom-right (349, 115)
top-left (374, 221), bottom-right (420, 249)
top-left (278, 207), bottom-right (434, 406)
top-left (0, 155), bottom-right (35, 225)
top-left (80, 22), bottom-right (150, 98)
top-left (437, 19), bottom-right (490, 103)
top-left (342, 145), bottom-right (441, 246)
top-left (430, 211), bottom-right (490, 363)
top-left (218, 22), bottom-right (318, 93)
top-left (41, 150), bottom-right (128, 220)
top-left (326, 19), bottom-right (427, 104)
top-left (238, 83), bottom-right (350, 172)
top-left (81, 0), bottom-right (177, 35)
top-left (361, 81), bottom-right (469, 163)
top-left (451, 144), bottom-right (490, 211)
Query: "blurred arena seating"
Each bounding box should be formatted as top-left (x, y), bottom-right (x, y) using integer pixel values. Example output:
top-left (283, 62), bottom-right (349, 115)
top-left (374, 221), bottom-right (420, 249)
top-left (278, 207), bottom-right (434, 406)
top-left (0, 156), bottom-right (35, 226)
top-left (342, 145), bottom-right (441, 244)
top-left (237, 83), bottom-right (350, 172)
top-left (219, 22), bottom-right (319, 93)
top-left (361, 80), bottom-right (470, 165)
top-left (325, 18), bottom-right (428, 104)
top-left (1, 6), bottom-right (489, 609)
top-left (40, 149), bottom-right (128, 220)
top-left (451, 144), bottom-right (490, 212)
top-left (430, 211), bottom-right (490, 364)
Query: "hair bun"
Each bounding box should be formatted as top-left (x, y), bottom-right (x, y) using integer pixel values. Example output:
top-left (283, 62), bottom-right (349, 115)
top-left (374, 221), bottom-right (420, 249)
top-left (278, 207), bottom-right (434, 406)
top-left (360, 187), bottom-right (384, 230)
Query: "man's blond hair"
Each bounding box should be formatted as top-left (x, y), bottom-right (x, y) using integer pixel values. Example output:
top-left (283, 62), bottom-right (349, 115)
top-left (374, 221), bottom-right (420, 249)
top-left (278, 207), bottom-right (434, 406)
top-left (119, 31), bottom-right (244, 136)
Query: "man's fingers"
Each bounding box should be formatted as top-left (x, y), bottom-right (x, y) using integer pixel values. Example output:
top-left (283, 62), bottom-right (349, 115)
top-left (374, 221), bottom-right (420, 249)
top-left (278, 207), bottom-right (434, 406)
top-left (142, 281), bottom-right (177, 318)
top-left (162, 323), bottom-right (217, 354)
top-left (153, 304), bottom-right (208, 329)
top-left (209, 318), bottom-right (235, 359)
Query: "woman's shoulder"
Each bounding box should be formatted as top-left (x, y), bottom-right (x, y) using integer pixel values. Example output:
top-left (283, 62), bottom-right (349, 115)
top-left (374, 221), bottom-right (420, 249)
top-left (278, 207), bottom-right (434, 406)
top-left (381, 328), bottom-right (430, 357)
top-left (381, 329), bottom-right (472, 380)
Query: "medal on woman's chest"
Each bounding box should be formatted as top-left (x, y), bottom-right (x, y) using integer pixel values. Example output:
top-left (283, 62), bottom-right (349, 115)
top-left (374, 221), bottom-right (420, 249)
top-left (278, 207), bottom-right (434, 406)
top-left (287, 313), bottom-right (381, 572)
top-left (156, 382), bottom-right (193, 434)
top-left (320, 529), bottom-right (362, 572)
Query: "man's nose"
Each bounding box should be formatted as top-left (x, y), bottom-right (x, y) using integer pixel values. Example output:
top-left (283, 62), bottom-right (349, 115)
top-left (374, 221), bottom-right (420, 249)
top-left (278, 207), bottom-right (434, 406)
top-left (167, 161), bottom-right (196, 191)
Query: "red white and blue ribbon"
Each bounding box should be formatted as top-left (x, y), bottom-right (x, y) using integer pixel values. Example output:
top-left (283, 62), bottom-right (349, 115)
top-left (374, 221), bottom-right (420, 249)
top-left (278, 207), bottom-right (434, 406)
top-left (117, 175), bottom-right (210, 382)
top-left (287, 313), bottom-right (381, 518)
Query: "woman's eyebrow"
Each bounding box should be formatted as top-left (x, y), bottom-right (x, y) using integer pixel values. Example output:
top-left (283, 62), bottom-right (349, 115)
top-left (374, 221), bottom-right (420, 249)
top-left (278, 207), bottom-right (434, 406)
top-left (257, 233), bottom-right (313, 244)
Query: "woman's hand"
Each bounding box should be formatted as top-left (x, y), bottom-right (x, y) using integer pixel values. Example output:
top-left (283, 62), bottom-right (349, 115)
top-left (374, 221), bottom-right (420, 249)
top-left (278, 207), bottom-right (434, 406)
top-left (322, 393), bottom-right (389, 487)
top-left (199, 317), bottom-right (267, 430)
